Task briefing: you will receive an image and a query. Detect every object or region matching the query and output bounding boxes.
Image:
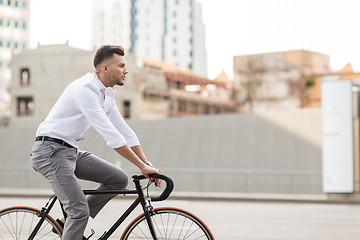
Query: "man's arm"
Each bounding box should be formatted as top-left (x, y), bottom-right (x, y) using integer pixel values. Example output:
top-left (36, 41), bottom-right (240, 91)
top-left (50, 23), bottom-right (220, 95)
top-left (114, 144), bottom-right (161, 186)
top-left (131, 145), bottom-right (150, 165)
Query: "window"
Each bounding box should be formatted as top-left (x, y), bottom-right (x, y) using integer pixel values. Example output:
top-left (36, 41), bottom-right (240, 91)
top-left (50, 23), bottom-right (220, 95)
top-left (20, 68), bottom-right (30, 86)
top-left (0, 61), bottom-right (3, 68)
top-left (17, 96), bottom-right (34, 116)
top-left (0, 0), bottom-right (3, 5)
top-left (0, 41), bottom-right (3, 47)
top-left (7, 0), bottom-right (10, 6)
top-left (0, 19), bottom-right (3, 26)
top-left (14, 21), bottom-right (18, 28)
top-left (14, 0), bottom-right (18, 7)
top-left (22, 22), bottom-right (26, 29)
top-left (123, 100), bottom-right (131, 118)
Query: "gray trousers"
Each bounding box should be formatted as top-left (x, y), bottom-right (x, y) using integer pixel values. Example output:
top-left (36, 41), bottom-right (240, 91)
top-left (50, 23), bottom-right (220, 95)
top-left (30, 140), bottom-right (128, 240)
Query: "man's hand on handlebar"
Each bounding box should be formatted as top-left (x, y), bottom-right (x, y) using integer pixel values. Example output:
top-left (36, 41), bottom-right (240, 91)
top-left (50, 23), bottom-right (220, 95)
top-left (140, 164), bottom-right (162, 187)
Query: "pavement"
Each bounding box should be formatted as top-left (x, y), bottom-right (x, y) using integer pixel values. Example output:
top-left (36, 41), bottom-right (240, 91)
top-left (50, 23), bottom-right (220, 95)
top-left (1, 188), bottom-right (360, 204)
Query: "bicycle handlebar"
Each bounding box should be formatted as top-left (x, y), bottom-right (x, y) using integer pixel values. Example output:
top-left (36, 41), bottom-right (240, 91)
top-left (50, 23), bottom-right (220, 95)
top-left (134, 174), bottom-right (174, 202)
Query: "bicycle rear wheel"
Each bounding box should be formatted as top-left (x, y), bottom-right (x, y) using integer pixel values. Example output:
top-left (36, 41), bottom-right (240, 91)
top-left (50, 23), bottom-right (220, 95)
top-left (121, 207), bottom-right (214, 240)
top-left (0, 206), bottom-right (62, 239)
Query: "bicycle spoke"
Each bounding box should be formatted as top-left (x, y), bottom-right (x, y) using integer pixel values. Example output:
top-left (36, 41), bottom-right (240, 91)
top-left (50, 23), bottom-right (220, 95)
top-left (152, 213), bottom-right (164, 239)
top-left (122, 208), bottom-right (213, 240)
top-left (0, 207), bottom-right (61, 240)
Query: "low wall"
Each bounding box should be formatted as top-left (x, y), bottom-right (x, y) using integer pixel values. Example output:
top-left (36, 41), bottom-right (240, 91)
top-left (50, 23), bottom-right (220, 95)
top-left (0, 109), bottom-right (322, 194)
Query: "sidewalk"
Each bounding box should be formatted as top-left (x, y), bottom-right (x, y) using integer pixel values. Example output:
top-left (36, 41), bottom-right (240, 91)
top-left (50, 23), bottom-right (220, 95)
top-left (1, 188), bottom-right (360, 204)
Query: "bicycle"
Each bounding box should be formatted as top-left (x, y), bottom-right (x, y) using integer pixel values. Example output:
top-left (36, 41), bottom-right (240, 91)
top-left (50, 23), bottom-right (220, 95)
top-left (0, 173), bottom-right (214, 239)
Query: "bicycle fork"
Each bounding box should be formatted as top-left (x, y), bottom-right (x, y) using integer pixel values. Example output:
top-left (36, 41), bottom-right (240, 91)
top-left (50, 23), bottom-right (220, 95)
top-left (135, 178), bottom-right (158, 240)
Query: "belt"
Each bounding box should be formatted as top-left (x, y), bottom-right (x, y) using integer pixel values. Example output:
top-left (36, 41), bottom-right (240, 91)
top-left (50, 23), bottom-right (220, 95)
top-left (35, 136), bottom-right (75, 148)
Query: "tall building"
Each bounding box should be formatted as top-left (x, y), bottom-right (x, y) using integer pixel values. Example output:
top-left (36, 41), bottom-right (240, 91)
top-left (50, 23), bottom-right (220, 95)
top-left (234, 50), bottom-right (331, 112)
top-left (91, 0), bottom-right (131, 50)
top-left (91, 0), bottom-right (207, 77)
top-left (0, 0), bottom-right (30, 119)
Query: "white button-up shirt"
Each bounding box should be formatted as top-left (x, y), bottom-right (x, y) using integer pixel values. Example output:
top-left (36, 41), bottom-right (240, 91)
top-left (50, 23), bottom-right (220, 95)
top-left (36, 72), bottom-right (140, 148)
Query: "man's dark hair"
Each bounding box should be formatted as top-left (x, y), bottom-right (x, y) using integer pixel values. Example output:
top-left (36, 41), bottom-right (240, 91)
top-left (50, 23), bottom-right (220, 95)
top-left (93, 45), bottom-right (125, 69)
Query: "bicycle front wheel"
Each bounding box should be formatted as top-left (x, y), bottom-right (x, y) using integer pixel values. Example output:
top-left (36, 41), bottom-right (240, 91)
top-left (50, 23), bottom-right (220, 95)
top-left (0, 206), bottom-right (62, 240)
top-left (121, 207), bottom-right (214, 240)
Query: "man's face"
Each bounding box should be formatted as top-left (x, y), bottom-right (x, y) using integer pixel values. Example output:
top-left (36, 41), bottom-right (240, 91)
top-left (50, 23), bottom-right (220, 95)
top-left (106, 54), bottom-right (128, 87)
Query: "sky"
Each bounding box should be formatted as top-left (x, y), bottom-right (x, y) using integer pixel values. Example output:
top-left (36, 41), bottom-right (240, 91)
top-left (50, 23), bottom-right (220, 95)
top-left (30, 0), bottom-right (360, 79)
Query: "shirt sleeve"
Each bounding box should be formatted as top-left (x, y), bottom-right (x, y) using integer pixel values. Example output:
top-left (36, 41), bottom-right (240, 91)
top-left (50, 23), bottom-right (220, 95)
top-left (73, 85), bottom-right (128, 148)
top-left (107, 100), bottom-right (140, 147)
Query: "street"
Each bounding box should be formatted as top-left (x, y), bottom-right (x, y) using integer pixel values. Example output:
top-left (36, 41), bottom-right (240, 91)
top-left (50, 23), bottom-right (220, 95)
top-left (1, 196), bottom-right (360, 239)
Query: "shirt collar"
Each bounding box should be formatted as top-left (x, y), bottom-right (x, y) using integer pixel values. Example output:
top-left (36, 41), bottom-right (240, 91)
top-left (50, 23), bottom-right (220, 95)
top-left (93, 72), bottom-right (106, 92)
top-left (93, 72), bottom-right (116, 97)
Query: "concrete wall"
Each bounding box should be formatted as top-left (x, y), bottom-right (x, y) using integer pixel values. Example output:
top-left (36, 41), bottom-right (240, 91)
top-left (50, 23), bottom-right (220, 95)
top-left (0, 109), bottom-right (322, 194)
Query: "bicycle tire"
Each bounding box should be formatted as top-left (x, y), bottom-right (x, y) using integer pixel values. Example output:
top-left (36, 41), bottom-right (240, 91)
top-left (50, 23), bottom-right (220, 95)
top-left (0, 206), bottom-right (62, 240)
top-left (121, 207), bottom-right (214, 240)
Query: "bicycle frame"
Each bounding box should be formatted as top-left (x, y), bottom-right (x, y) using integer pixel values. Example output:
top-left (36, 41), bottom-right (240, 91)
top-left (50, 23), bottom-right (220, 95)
top-left (28, 174), bottom-right (173, 240)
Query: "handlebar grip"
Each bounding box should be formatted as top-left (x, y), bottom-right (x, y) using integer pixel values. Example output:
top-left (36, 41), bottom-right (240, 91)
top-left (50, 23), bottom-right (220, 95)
top-left (135, 174), bottom-right (174, 201)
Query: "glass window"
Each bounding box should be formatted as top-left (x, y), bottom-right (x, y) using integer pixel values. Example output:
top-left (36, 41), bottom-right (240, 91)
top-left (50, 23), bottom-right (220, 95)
top-left (14, 21), bottom-right (18, 28)
top-left (0, 19), bottom-right (2, 26)
top-left (20, 68), bottom-right (30, 86)
top-left (6, 20), bottom-right (10, 27)
top-left (0, 41), bottom-right (3, 47)
top-left (14, 42), bottom-right (18, 48)
top-left (0, 61), bottom-right (3, 68)
top-left (7, 0), bottom-right (11, 6)
top-left (22, 22), bottom-right (26, 29)
top-left (123, 100), bottom-right (131, 118)
top-left (22, 1), bottom-right (26, 8)
top-left (17, 96), bottom-right (34, 116)
top-left (14, 0), bottom-right (18, 7)
top-left (6, 42), bottom-right (11, 48)
top-left (0, 0), bottom-right (3, 5)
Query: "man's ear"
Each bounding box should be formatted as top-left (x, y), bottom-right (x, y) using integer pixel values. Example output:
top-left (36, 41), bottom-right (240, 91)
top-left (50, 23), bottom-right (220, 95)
top-left (102, 64), bottom-right (108, 72)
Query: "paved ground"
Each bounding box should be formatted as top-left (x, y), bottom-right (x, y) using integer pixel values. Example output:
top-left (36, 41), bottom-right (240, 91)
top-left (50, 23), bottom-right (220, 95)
top-left (1, 196), bottom-right (360, 239)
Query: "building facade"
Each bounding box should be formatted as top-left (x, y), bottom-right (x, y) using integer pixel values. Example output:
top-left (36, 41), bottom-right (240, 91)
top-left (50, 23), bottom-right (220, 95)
top-left (91, 0), bottom-right (131, 50)
top-left (233, 50), bottom-right (331, 112)
top-left (0, 0), bottom-right (30, 119)
top-left (91, 0), bottom-right (207, 77)
top-left (9, 44), bottom-right (236, 126)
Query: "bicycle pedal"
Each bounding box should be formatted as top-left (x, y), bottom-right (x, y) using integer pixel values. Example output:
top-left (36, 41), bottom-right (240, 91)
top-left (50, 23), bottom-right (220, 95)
top-left (83, 229), bottom-right (95, 240)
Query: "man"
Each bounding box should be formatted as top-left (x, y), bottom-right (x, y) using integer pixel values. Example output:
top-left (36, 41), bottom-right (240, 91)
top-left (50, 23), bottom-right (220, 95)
top-left (30, 45), bottom-right (161, 240)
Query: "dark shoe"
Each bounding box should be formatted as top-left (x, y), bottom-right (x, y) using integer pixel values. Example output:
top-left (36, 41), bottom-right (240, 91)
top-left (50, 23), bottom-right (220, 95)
top-left (52, 218), bottom-right (64, 234)
top-left (52, 218), bottom-right (89, 239)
